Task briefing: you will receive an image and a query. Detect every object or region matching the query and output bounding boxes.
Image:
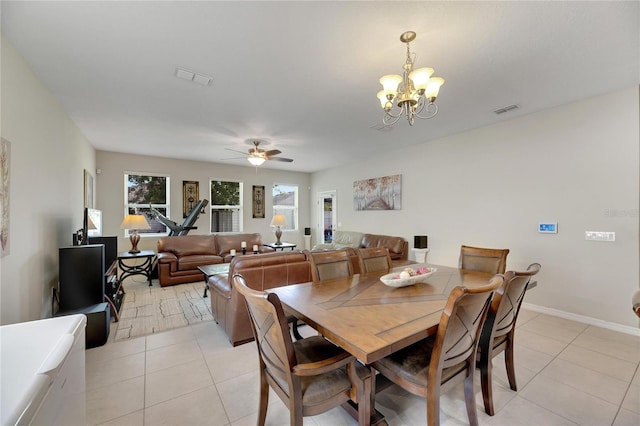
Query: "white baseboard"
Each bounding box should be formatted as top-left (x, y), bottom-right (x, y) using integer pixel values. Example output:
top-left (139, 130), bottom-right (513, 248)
top-left (521, 302), bottom-right (640, 337)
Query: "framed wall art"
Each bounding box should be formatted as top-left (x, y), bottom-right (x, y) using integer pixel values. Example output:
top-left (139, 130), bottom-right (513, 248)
top-left (353, 174), bottom-right (402, 211)
top-left (84, 169), bottom-right (94, 209)
top-left (182, 180), bottom-right (199, 217)
top-left (252, 185), bottom-right (265, 218)
top-left (1, 138), bottom-right (10, 257)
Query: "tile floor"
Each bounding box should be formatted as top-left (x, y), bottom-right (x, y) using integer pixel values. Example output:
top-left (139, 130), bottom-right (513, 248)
top-left (86, 308), bottom-right (640, 425)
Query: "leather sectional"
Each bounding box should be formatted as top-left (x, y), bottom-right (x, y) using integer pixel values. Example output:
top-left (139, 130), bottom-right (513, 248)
top-left (156, 233), bottom-right (275, 286)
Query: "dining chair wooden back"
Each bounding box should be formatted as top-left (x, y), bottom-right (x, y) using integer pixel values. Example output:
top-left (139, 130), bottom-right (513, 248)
top-left (459, 245), bottom-right (510, 274)
top-left (372, 275), bottom-right (503, 426)
top-left (308, 249), bottom-right (354, 282)
top-left (233, 273), bottom-right (372, 425)
top-left (356, 247), bottom-right (393, 274)
top-left (477, 263), bottom-right (541, 415)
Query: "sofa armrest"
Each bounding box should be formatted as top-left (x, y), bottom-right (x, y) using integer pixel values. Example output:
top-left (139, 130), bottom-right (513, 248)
top-left (157, 252), bottom-right (178, 268)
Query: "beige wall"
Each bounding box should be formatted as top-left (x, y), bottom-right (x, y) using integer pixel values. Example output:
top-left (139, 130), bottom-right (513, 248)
top-left (311, 87), bottom-right (640, 329)
top-left (95, 151), bottom-right (311, 253)
top-left (0, 36), bottom-right (96, 324)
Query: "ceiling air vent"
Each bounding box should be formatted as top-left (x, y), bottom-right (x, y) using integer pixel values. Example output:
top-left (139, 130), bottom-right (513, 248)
top-left (493, 104), bottom-right (520, 115)
top-left (175, 67), bottom-right (214, 86)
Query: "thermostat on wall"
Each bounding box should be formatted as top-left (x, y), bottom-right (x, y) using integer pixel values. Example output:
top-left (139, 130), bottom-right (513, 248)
top-left (538, 222), bottom-right (558, 233)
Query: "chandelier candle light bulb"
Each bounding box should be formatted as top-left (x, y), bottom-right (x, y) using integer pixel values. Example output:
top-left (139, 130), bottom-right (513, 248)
top-left (377, 31), bottom-right (445, 126)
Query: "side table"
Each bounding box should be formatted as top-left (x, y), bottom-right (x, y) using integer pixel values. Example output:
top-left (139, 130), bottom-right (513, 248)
top-left (411, 247), bottom-right (430, 263)
top-left (118, 250), bottom-right (157, 287)
top-left (264, 242), bottom-right (297, 251)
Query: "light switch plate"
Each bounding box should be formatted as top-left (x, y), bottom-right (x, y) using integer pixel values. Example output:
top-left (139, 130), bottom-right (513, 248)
top-left (585, 231), bottom-right (616, 242)
top-left (539, 222), bottom-right (558, 233)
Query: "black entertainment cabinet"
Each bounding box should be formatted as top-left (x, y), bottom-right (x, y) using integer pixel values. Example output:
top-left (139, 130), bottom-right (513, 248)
top-left (55, 236), bottom-right (121, 348)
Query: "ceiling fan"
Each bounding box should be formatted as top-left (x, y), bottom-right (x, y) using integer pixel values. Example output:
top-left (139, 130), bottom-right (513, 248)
top-left (224, 140), bottom-right (293, 166)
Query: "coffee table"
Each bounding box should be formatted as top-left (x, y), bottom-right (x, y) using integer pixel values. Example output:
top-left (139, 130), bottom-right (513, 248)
top-left (197, 263), bottom-right (230, 297)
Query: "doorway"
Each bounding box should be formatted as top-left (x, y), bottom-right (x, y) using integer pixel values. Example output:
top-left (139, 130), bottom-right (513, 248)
top-left (318, 190), bottom-right (337, 245)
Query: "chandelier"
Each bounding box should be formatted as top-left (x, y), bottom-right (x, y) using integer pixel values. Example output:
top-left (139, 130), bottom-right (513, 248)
top-left (377, 31), bottom-right (445, 126)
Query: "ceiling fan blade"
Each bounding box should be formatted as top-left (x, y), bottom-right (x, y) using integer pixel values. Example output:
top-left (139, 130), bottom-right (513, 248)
top-left (267, 156), bottom-right (293, 163)
top-left (225, 147), bottom-right (251, 155)
top-left (219, 156), bottom-right (246, 161)
top-left (264, 149), bottom-right (282, 157)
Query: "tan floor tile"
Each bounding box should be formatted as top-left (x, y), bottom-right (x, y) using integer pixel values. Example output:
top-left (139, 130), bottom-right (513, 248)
top-left (515, 329), bottom-right (569, 357)
top-left (145, 357), bottom-right (213, 407)
top-left (145, 339), bottom-right (203, 373)
top-left (519, 319), bottom-right (586, 343)
top-left (582, 325), bottom-right (640, 347)
top-left (613, 408), bottom-right (640, 426)
top-left (86, 336), bottom-right (146, 365)
top-left (621, 383), bottom-right (640, 414)
top-left (216, 370), bottom-right (264, 422)
top-left (87, 352), bottom-right (145, 391)
top-left (144, 385), bottom-right (229, 426)
top-left (572, 333), bottom-right (640, 363)
top-left (558, 344), bottom-right (637, 382)
top-left (510, 343), bottom-right (554, 373)
top-left (86, 376), bottom-right (144, 426)
top-left (540, 358), bottom-right (629, 405)
top-left (146, 323), bottom-right (196, 350)
top-left (205, 340), bottom-right (259, 383)
top-left (96, 410), bottom-right (144, 426)
top-left (520, 374), bottom-right (618, 425)
top-left (482, 395), bottom-right (578, 425)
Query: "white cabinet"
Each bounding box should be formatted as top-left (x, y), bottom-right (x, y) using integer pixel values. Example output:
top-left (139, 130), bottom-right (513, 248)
top-left (1, 315), bottom-right (86, 425)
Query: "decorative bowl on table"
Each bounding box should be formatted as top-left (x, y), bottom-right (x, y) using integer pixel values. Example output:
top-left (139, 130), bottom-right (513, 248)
top-left (380, 267), bottom-right (437, 288)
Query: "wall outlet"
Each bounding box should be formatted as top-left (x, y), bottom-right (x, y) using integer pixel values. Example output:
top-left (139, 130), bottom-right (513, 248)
top-left (585, 231), bottom-right (616, 242)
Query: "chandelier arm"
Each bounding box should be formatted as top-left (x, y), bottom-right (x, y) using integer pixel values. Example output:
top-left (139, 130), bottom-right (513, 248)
top-left (414, 102), bottom-right (439, 120)
top-left (382, 112), bottom-right (403, 126)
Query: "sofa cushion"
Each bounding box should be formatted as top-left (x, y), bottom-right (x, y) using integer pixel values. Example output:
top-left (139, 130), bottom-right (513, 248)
top-left (157, 235), bottom-right (217, 257)
top-left (332, 231), bottom-right (364, 248)
top-left (215, 233), bottom-right (272, 257)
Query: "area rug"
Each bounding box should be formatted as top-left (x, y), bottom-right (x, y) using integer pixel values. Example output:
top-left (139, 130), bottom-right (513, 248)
top-left (113, 276), bottom-right (214, 341)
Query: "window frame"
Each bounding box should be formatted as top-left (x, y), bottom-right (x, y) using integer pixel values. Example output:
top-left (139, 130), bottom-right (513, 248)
top-left (210, 179), bottom-right (244, 233)
top-left (124, 172), bottom-right (171, 237)
top-left (272, 183), bottom-right (299, 231)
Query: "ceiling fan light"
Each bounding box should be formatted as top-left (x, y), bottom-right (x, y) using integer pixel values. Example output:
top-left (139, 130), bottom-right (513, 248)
top-left (379, 74), bottom-right (403, 92)
top-left (425, 77), bottom-right (445, 101)
top-left (408, 67), bottom-right (434, 90)
top-left (247, 156), bottom-right (265, 166)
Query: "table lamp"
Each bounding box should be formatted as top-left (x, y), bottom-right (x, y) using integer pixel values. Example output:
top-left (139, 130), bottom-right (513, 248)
top-left (120, 214), bottom-right (151, 254)
top-left (270, 214), bottom-right (286, 245)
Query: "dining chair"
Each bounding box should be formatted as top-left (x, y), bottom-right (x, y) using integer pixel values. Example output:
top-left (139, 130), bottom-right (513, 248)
top-left (308, 249), bottom-right (354, 282)
top-left (232, 274), bottom-right (372, 426)
top-left (289, 250), bottom-right (356, 340)
top-left (459, 245), bottom-right (510, 274)
top-left (477, 263), bottom-right (541, 415)
top-left (356, 247), bottom-right (393, 274)
top-left (372, 275), bottom-right (503, 426)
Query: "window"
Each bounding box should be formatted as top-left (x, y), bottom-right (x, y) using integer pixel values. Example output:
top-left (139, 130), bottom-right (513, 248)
top-left (273, 184), bottom-right (298, 230)
top-left (124, 173), bottom-right (170, 236)
top-left (210, 180), bottom-right (243, 232)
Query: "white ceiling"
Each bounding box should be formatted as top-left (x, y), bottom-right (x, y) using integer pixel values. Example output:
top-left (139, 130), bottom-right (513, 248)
top-left (2, 1), bottom-right (638, 173)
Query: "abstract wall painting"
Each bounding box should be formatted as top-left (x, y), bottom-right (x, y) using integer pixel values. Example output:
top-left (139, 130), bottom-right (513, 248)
top-left (353, 174), bottom-right (402, 211)
top-left (1, 138), bottom-right (10, 257)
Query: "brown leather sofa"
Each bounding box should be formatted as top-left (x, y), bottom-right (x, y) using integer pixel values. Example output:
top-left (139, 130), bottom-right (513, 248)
top-left (214, 232), bottom-right (274, 262)
top-left (360, 233), bottom-right (408, 261)
top-left (156, 233), bottom-right (275, 287)
top-left (157, 235), bottom-right (221, 286)
top-left (208, 251), bottom-right (312, 346)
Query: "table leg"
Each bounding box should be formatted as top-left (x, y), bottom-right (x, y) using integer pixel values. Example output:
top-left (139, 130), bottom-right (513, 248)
top-left (202, 274), bottom-right (209, 298)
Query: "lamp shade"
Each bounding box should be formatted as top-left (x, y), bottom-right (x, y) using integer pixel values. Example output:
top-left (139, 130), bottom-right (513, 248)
top-left (379, 74), bottom-right (403, 92)
top-left (270, 214), bottom-right (286, 227)
top-left (120, 214), bottom-right (151, 230)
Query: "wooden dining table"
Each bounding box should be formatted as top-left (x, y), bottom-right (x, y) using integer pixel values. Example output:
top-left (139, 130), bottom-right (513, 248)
top-left (269, 263), bottom-right (494, 365)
